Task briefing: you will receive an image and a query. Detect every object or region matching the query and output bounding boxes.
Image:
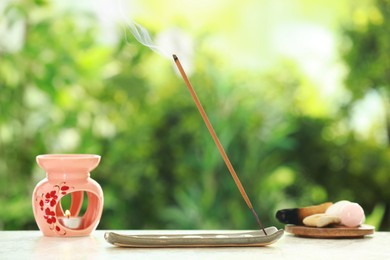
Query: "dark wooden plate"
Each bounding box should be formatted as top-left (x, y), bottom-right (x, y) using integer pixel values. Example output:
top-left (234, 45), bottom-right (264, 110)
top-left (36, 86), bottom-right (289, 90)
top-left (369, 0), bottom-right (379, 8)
top-left (285, 224), bottom-right (375, 238)
top-left (104, 227), bottom-right (284, 248)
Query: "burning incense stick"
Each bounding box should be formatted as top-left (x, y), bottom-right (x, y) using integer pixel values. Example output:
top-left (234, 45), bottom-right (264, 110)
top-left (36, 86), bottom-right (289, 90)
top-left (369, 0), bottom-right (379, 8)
top-left (173, 54), bottom-right (267, 235)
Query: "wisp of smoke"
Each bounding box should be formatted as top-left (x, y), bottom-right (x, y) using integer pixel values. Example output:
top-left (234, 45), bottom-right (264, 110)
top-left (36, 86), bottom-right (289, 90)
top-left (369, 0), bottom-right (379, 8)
top-left (126, 21), bottom-right (169, 57)
top-left (115, 0), bottom-right (194, 74)
top-left (116, 0), bottom-right (169, 57)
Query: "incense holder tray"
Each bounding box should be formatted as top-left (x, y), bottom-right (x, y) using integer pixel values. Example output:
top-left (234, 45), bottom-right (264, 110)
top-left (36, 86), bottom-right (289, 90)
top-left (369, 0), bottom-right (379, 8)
top-left (104, 227), bottom-right (283, 247)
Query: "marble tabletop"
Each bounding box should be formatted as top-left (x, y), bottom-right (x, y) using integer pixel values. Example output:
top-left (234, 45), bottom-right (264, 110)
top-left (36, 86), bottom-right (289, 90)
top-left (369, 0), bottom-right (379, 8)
top-left (0, 230), bottom-right (388, 259)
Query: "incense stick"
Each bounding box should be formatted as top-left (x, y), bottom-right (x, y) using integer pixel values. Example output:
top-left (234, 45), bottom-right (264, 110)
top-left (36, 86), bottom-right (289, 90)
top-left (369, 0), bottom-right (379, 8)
top-left (173, 54), bottom-right (267, 235)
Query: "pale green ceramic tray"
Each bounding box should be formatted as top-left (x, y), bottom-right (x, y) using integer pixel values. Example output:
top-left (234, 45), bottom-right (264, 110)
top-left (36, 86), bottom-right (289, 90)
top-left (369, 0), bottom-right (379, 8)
top-left (104, 227), bottom-right (283, 248)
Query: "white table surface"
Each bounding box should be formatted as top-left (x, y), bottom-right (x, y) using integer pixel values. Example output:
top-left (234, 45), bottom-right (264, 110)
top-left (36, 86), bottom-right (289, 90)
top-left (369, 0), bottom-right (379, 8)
top-left (0, 230), bottom-right (388, 259)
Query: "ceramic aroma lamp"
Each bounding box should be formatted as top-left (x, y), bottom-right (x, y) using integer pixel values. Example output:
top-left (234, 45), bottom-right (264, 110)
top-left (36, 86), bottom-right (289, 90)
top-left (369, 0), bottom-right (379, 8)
top-left (32, 154), bottom-right (104, 237)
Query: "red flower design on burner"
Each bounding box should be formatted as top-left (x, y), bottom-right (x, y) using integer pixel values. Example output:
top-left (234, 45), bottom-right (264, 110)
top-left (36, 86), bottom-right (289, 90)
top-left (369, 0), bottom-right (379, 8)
top-left (35, 182), bottom-right (73, 235)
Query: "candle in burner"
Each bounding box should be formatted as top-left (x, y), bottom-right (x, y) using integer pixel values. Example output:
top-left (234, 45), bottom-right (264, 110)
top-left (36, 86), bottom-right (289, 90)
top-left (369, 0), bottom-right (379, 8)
top-left (58, 210), bottom-right (83, 229)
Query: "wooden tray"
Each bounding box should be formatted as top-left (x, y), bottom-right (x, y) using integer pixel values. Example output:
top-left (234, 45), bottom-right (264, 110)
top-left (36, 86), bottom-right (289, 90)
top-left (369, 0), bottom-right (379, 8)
top-left (285, 224), bottom-right (375, 238)
top-left (104, 227), bottom-right (284, 248)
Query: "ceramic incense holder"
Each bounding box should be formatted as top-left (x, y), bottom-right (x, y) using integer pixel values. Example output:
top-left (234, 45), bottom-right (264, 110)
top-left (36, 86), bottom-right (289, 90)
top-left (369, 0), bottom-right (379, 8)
top-left (32, 154), bottom-right (104, 237)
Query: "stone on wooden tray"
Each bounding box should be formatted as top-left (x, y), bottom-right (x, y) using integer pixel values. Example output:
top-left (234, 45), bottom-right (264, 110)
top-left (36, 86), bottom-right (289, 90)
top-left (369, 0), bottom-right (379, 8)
top-left (303, 213), bottom-right (341, 228)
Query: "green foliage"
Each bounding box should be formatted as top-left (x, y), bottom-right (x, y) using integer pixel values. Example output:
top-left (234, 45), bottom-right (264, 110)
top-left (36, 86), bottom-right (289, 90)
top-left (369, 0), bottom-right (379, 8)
top-left (342, 0), bottom-right (390, 99)
top-left (1, 0), bottom-right (390, 232)
top-left (341, 0), bottom-right (390, 229)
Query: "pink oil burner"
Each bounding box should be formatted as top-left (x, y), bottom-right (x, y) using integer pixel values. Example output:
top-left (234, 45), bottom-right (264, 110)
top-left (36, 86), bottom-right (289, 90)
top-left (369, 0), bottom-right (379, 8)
top-left (32, 154), bottom-right (104, 236)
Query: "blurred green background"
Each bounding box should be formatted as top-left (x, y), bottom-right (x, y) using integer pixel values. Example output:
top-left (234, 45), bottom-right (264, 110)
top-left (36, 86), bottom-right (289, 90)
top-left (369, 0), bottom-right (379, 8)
top-left (1, 0), bottom-right (390, 231)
